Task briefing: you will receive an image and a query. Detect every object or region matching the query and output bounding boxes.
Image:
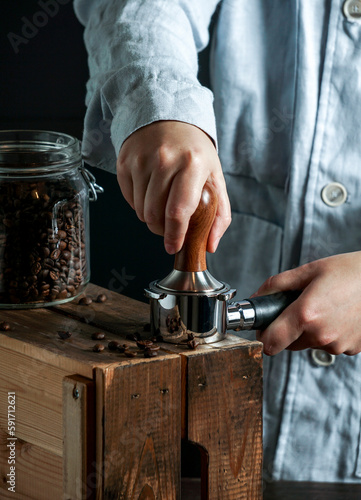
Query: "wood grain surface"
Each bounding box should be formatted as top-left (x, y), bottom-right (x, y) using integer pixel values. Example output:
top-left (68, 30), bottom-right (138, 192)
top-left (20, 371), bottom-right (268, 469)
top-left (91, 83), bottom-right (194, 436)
top-left (174, 181), bottom-right (218, 272)
top-left (63, 374), bottom-right (96, 500)
top-left (0, 282), bottom-right (263, 499)
top-left (0, 428), bottom-right (62, 499)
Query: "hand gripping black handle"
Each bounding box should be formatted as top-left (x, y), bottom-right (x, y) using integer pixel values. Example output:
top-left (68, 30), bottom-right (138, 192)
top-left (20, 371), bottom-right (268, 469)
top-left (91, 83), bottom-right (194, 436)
top-left (248, 290), bottom-right (301, 330)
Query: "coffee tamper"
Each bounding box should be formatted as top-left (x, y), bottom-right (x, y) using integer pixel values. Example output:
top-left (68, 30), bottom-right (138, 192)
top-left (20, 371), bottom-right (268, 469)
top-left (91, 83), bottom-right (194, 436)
top-left (145, 182), bottom-right (299, 344)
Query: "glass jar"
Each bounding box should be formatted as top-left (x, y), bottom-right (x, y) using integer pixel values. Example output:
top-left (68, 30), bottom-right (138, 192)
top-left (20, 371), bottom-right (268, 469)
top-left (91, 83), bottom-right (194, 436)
top-left (0, 130), bottom-right (103, 308)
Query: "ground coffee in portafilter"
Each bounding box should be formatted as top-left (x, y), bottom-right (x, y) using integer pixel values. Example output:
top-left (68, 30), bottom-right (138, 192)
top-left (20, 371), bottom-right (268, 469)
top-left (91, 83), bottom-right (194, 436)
top-left (0, 178), bottom-right (88, 305)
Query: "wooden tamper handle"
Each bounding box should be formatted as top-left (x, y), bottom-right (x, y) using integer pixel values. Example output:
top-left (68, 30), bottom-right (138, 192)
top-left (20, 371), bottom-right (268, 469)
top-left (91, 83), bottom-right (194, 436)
top-left (174, 181), bottom-right (218, 272)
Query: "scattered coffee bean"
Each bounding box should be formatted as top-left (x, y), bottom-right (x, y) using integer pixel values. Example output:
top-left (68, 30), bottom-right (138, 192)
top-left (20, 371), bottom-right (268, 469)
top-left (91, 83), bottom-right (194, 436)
top-left (92, 344), bottom-right (104, 352)
top-left (187, 339), bottom-right (200, 350)
top-left (144, 349), bottom-right (158, 358)
top-left (125, 351), bottom-right (137, 358)
top-left (91, 331), bottom-right (105, 340)
top-left (147, 344), bottom-right (160, 351)
top-left (136, 339), bottom-right (154, 350)
top-left (108, 340), bottom-right (121, 351)
top-left (96, 293), bottom-right (107, 303)
top-left (57, 330), bottom-right (72, 339)
top-left (116, 344), bottom-right (129, 353)
top-left (0, 321), bottom-right (11, 331)
top-left (187, 333), bottom-right (195, 341)
top-left (79, 296), bottom-right (92, 305)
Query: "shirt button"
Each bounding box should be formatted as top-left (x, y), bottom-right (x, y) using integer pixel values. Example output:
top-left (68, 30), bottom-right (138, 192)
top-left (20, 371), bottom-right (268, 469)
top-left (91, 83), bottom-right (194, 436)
top-left (343, 0), bottom-right (361, 21)
top-left (310, 349), bottom-right (336, 367)
top-left (321, 182), bottom-right (348, 207)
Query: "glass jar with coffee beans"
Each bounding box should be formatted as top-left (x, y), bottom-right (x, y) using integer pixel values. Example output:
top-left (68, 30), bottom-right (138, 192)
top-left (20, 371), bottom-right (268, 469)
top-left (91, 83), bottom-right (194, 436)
top-left (0, 130), bottom-right (103, 308)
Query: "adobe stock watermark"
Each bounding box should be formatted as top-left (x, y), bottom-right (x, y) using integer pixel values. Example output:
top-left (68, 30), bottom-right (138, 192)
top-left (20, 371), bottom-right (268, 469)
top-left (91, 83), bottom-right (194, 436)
top-left (108, 267), bottom-right (135, 294)
top-left (7, 0), bottom-right (71, 54)
top-left (236, 106), bottom-right (294, 162)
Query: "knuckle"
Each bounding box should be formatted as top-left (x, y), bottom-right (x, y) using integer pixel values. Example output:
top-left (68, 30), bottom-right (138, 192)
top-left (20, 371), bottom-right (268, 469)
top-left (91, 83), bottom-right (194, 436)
top-left (322, 343), bottom-right (343, 355)
top-left (166, 204), bottom-right (191, 223)
top-left (222, 213), bottom-right (232, 229)
top-left (157, 145), bottom-right (176, 171)
top-left (144, 207), bottom-right (161, 226)
top-left (312, 333), bottom-right (335, 348)
top-left (296, 300), bottom-right (319, 328)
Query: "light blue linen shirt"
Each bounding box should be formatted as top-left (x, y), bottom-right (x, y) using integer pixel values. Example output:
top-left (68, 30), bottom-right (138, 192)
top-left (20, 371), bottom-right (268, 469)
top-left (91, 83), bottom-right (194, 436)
top-left (74, 0), bottom-right (361, 482)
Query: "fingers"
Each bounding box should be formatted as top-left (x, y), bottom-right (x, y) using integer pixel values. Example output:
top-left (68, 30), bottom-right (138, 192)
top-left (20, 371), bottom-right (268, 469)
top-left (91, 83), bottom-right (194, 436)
top-left (207, 174), bottom-right (232, 253)
top-left (256, 289), bottom-right (324, 355)
top-left (256, 300), bottom-right (304, 355)
top-left (254, 261), bottom-right (318, 297)
top-left (164, 166), bottom-right (207, 254)
top-left (117, 121), bottom-right (231, 254)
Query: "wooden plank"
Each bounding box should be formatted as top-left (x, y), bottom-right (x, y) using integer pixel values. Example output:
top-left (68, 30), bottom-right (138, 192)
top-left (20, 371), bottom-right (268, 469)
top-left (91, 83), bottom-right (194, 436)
top-left (63, 374), bottom-right (96, 500)
top-left (53, 282), bottom-right (149, 334)
top-left (0, 307), bottom-right (142, 377)
top-left (185, 345), bottom-right (263, 500)
top-left (0, 346), bottom-right (69, 456)
top-left (98, 356), bottom-right (181, 499)
top-left (0, 428), bottom-right (62, 499)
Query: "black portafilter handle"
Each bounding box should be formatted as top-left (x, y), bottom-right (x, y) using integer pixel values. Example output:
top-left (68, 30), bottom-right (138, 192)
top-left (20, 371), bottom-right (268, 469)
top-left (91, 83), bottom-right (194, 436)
top-left (247, 290), bottom-right (301, 330)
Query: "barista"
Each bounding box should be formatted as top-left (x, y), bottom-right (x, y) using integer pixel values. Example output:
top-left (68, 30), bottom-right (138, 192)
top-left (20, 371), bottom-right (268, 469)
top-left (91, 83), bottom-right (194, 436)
top-left (74, 0), bottom-right (361, 482)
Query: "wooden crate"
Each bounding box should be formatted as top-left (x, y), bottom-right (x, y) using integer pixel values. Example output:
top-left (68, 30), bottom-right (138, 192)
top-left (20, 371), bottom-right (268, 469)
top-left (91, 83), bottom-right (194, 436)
top-left (0, 283), bottom-right (263, 499)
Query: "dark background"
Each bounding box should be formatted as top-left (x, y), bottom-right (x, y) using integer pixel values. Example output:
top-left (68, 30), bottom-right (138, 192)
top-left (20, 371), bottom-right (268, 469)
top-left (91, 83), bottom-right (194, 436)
top-left (1, 0), bottom-right (212, 477)
top-left (1, 0), bottom-right (178, 302)
top-left (1, 0), bottom-right (212, 303)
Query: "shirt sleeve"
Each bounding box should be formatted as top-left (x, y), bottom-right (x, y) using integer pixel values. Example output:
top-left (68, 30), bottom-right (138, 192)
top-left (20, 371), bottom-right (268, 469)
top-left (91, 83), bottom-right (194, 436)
top-left (73, 0), bottom-right (221, 173)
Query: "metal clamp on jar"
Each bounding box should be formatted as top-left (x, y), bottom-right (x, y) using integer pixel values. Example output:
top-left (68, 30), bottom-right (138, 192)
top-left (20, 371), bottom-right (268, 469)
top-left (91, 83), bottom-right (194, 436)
top-left (145, 182), bottom-right (299, 344)
top-left (0, 130), bottom-right (103, 308)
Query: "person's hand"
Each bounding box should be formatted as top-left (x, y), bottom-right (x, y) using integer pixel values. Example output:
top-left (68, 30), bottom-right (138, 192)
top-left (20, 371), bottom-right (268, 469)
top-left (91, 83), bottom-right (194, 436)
top-left (253, 251), bottom-right (361, 356)
top-left (117, 121), bottom-right (231, 254)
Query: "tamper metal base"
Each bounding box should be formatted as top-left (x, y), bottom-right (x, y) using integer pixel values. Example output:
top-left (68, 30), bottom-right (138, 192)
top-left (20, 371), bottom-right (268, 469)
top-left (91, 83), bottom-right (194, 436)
top-left (145, 273), bottom-right (235, 344)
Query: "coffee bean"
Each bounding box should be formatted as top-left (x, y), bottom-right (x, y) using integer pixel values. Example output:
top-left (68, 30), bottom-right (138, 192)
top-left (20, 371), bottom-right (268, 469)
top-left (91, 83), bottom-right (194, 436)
top-left (49, 270), bottom-right (60, 281)
top-left (116, 344), bottom-right (129, 353)
top-left (78, 296), bottom-right (92, 305)
top-left (187, 339), bottom-right (200, 350)
top-left (31, 262), bottom-right (42, 275)
top-left (41, 247), bottom-right (50, 258)
top-left (125, 351), bottom-right (137, 358)
top-left (145, 344), bottom-right (160, 351)
top-left (144, 349), bottom-right (158, 358)
top-left (50, 248), bottom-right (61, 260)
top-left (58, 289), bottom-right (68, 300)
top-left (91, 331), bottom-right (105, 340)
top-left (136, 340), bottom-right (154, 350)
top-left (96, 293), bottom-right (107, 303)
top-left (57, 230), bottom-right (67, 239)
top-left (108, 340), bottom-right (121, 351)
top-left (92, 344), bottom-right (104, 352)
top-left (57, 330), bottom-right (72, 339)
top-left (0, 321), bottom-right (11, 331)
top-left (126, 332), bottom-right (141, 341)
